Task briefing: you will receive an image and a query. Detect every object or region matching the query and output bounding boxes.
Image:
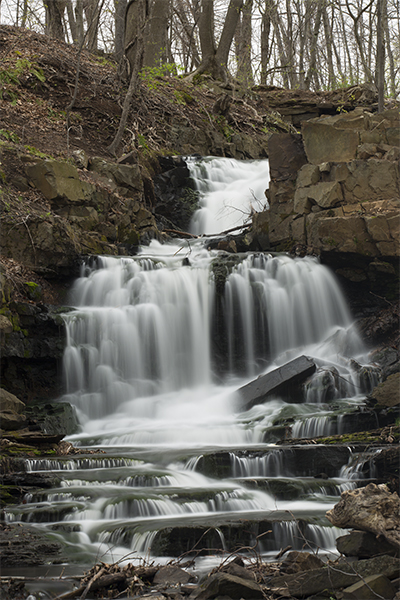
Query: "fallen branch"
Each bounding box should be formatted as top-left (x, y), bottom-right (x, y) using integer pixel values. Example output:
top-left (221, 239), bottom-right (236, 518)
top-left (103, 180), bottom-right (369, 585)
top-left (163, 229), bottom-right (198, 239)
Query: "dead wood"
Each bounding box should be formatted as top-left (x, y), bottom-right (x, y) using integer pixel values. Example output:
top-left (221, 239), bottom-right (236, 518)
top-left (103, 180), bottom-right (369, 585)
top-left (326, 483), bottom-right (400, 548)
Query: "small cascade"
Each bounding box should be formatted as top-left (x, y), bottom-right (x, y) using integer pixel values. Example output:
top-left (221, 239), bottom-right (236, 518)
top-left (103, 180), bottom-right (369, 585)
top-left (188, 157), bottom-right (269, 235)
top-left (291, 416), bottom-right (334, 439)
top-left (339, 448), bottom-right (382, 480)
top-left (230, 451), bottom-right (286, 478)
top-left (5, 157), bottom-right (382, 569)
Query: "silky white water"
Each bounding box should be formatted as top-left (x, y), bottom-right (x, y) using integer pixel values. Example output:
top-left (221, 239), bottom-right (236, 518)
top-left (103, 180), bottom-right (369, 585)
top-left (189, 157), bottom-right (270, 235)
top-left (5, 157), bottom-right (379, 567)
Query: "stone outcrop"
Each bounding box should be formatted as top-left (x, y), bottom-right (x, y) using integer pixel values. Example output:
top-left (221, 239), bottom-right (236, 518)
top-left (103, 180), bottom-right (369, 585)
top-left (262, 107), bottom-right (399, 297)
top-left (0, 149), bottom-right (161, 275)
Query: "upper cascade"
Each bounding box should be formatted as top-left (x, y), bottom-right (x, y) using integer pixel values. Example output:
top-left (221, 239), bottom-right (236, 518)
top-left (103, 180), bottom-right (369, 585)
top-left (188, 157), bottom-right (270, 235)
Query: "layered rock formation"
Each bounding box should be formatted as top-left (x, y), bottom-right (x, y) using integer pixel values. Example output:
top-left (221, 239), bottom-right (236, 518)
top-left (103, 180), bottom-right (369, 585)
top-left (263, 108), bottom-right (399, 298)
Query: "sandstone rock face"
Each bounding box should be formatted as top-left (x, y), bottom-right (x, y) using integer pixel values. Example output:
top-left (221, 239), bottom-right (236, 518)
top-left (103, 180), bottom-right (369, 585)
top-left (263, 107), bottom-right (399, 294)
top-left (1, 156), bottom-right (162, 271)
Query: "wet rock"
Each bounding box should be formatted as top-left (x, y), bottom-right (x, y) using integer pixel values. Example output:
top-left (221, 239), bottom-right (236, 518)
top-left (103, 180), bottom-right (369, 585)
top-left (342, 573), bottom-right (395, 600)
top-left (269, 555), bottom-right (400, 597)
top-left (154, 566), bottom-right (196, 585)
top-left (336, 531), bottom-right (399, 558)
top-left (0, 523), bottom-right (66, 567)
top-left (0, 410), bottom-right (27, 430)
top-left (25, 401), bottom-right (79, 436)
top-left (238, 356), bottom-right (317, 409)
top-left (280, 550), bottom-right (324, 574)
top-left (221, 561), bottom-right (255, 581)
top-left (190, 572), bottom-right (264, 600)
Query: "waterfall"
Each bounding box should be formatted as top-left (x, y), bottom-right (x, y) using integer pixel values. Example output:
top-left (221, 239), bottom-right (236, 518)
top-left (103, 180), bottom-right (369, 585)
top-left (5, 157), bottom-right (379, 568)
top-left (188, 157), bottom-right (270, 235)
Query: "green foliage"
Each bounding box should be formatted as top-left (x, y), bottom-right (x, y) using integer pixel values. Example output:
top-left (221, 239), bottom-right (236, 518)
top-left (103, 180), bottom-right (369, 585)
top-left (48, 107), bottom-right (66, 120)
top-left (23, 146), bottom-right (49, 159)
top-left (137, 134), bottom-right (149, 151)
top-left (173, 89), bottom-right (194, 106)
top-left (0, 54), bottom-right (46, 86)
top-left (0, 129), bottom-right (20, 143)
top-left (139, 62), bottom-right (183, 91)
top-left (214, 115), bottom-right (234, 141)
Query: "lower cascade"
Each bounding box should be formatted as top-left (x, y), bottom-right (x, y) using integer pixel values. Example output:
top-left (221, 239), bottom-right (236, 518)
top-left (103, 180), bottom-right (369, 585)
top-left (5, 157), bottom-right (381, 568)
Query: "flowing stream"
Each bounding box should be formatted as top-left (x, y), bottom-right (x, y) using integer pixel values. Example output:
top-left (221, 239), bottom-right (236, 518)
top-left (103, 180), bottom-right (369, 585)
top-left (5, 158), bottom-right (380, 570)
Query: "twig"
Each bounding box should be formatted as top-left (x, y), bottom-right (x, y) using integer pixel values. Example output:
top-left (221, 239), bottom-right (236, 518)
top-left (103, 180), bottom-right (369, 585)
top-left (164, 228), bottom-right (198, 239)
top-left (369, 291), bottom-right (394, 307)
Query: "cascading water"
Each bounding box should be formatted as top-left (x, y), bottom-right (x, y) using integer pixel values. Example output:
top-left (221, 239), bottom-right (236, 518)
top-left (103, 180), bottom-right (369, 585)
top-left (5, 157), bottom-right (380, 569)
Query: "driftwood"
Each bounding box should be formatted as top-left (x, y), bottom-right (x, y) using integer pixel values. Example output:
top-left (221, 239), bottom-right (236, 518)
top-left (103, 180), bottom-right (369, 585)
top-left (326, 483), bottom-right (400, 548)
top-left (53, 563), bottom-right (150, 600)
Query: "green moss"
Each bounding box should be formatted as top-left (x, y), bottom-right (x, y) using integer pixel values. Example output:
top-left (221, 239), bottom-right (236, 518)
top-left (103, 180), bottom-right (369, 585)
top-left (324, 237), bottom-right (338, 247)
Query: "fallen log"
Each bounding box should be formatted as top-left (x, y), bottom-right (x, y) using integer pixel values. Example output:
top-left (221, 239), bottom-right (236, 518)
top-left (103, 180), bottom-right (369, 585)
top-left (238, 356), bottom-right (316, 409)
top-left (326, 483), bottom-right (400, 549)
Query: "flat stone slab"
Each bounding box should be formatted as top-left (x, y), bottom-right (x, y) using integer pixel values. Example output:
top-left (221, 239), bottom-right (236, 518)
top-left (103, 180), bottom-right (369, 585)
top-left (238, 356), bottom-right (316, 409)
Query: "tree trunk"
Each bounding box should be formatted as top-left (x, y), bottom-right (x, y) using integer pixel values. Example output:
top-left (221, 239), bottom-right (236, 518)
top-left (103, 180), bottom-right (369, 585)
top-left (235, 0), bottom-right (253, 86)
top-left (125, 0), bottom-right (148, 76)
top-left (66, 0), bottom-right (78, 43)
top-left (260, 0), bottom-right (272, 84)
top-left (269, 2), bottom-right (289, 88)
top-left (383, 0), bottom-right (396, 99)
top-left (114, 0), bottom-right (127, 64)
top-left (83, 0), bottom-right (100, 51)
top-left (143, 0), bottom-right (170, 68)
top-left (45, 0), bottom-right (66, 39)
top-left (75, 0), bottom-right (84, 45)
top-left (322, 1), bottom-right (336, 89)
top-left (21, 0), bottom-right (29, 27)
top-left (216, 0), bottom-right (243, 67)
top-left (108, 0), bottom-right (146, 155)
top-left (304, 0), bottom-right (324, 90)
top-left (376, 0), bottom-right (385, 112)
top-left (190, 0), bottom-right (243, 82)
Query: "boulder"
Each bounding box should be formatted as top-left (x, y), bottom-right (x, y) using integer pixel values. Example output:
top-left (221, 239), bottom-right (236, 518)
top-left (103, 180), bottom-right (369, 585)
top-left (342, 574), bottom-right (395, 600)
top-left (0, 388), bottom-right (26, 413)
top-left (280, 551), bottom-right (324, 574)
top-left (153, 565), bottom-right (195, 585)
top-left (89, 157), bottom-right (143, 193)
top-left (0, 410), bottom-right (27, 430)
top-left (269, 555), bottom-right (400, 598)
top-left (238, 356), bottom-right (317, 409)
top-left (369, 373), bottom-right (400, 408)
top-left (337, 531), bottom-right (399, 559)
top-left (326, 483), bottom-right (400, 548)
top-left (25, 159), bottom-right (92, 204)
top-left (190, 572), bottom-right (264, 600)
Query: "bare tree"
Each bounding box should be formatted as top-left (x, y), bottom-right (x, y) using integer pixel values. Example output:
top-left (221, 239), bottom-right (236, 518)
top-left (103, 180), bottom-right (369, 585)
top-left (235, 0), bottom-right (254, 84)
top-left (143, 0), bottom-right (170, 68)
top-left (376, 0), bottom-right (385, 110)
top-left (190, 0), bottom-right (244, 81)
top-left (45, 0), bottom-right (66, 39)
